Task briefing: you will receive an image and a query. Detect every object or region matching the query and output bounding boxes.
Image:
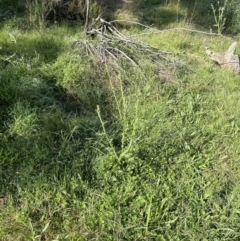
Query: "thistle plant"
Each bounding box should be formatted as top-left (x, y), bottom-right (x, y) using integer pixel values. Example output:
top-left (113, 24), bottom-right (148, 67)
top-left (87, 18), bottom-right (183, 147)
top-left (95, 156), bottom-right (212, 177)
top-left (211, 0), bottom-right (228, 34)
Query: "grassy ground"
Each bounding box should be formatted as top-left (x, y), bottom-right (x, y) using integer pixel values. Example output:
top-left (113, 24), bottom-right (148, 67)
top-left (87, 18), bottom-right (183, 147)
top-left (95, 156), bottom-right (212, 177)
top-left (1, 1), bottom-right (240, 240)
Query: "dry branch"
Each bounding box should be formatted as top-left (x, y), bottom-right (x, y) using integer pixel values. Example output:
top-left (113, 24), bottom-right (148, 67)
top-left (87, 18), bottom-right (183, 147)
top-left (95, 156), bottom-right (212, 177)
top-left (72, 17), bottom-right (181, 77)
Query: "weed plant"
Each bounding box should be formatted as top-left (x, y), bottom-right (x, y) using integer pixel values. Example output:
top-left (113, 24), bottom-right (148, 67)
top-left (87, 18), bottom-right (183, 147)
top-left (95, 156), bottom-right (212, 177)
top-left (211, 0), bottom-right (228, 34)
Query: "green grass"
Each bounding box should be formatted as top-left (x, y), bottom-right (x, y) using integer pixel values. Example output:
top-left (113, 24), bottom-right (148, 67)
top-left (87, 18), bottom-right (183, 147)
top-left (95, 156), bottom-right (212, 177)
top-left (1, 1), bottom-right (240, 240)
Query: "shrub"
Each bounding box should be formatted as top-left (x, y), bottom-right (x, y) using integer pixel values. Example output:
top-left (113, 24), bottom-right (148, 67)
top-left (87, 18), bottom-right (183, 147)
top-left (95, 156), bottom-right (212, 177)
top-left (225, 0), bottom-right (240, 33)
top-left (23, 0), bottom-right (101, 30)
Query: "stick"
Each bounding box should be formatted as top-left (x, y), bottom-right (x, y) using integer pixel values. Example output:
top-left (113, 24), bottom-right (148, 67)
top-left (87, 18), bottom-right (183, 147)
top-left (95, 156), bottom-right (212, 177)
top-left (129, 27), bottom-right (231, 38)
top-left (84, 0), bottom-right (90, 35)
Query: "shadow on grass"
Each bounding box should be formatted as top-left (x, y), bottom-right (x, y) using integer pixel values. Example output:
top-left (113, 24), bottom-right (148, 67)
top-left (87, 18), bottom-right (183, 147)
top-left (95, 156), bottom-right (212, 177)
top-left (0, 63), bottom-right (110, 196)
top-left (140, 5), bottom-right (184, 28)
top-left (0, 33), bottom-right (64, 63)
top-left (97, 0), bottom-right (215, 30)
top-left (0, 90), bottom-right (100, 196)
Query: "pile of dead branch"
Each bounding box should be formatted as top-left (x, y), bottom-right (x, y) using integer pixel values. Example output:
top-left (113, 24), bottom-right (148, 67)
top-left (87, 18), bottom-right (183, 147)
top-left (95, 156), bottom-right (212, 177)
top-left (72, 17), bottom-right (180, 79)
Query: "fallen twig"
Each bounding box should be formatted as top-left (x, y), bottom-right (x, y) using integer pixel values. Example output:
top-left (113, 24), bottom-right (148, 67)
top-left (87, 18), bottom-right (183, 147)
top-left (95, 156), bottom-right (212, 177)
top-left (129, 27), bottom-right (231, 38)
top-left (72, 17), bottom-right (181, 79)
